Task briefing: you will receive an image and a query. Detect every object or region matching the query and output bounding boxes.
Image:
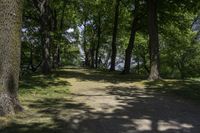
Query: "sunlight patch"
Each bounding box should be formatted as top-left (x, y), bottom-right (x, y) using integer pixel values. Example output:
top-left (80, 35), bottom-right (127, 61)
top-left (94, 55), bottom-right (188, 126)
top-left (158, 120), bottom-right (193, 131)
top-left (133, 119), bottom-right (152, 131)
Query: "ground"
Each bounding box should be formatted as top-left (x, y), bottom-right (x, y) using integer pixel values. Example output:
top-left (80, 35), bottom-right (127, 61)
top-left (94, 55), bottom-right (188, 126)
top-left (0, 67), bottom-right (200, 133)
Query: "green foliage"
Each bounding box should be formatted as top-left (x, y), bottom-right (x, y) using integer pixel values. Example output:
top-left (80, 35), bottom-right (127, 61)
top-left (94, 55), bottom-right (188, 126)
top-left (21, 0), bottom-right (200, 78)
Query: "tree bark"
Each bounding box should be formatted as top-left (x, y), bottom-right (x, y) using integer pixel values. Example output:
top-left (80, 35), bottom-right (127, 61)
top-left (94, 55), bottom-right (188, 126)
top-left (37, 0), bottom-right (51, 74)
top-left (122, 18), bottom-right (137, 74)
top-left (90, 43), bottom-right (95, 68)
top-left (110, 0), bottom-right (120, 71)
top-left (95, 13), bottom-right (101, 68)
top-left (147, 0), bottom-right (160, 80)
top-left (0, 0), bottom-right (23, 116)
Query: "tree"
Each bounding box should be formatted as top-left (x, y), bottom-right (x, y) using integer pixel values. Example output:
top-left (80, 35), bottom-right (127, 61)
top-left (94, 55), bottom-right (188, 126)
top-left (110, 0), bottom-right (120, 71)
top-left (0, 0), bottom-right (23, 116)
top-left (33, 0), bottom-right (52, 74)
top-left (147, 0), bottom-right (160, 80)
top-left (122, 0), bottom-right (140, 74)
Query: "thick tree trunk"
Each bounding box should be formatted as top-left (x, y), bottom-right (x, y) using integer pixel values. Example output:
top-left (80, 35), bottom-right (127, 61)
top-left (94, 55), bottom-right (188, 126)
top-left (0, 0), bottom-right (23, 116)
top-left (110, 0), bottom-right (120, 71)
top-left (123, 18), bottom-right (137, 74)
top-left (147, 0), bottom-right (160, 80)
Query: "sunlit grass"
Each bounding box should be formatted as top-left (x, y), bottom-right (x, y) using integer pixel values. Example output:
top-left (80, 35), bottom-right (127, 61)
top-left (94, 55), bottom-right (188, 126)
top-left (0, 71), bottom-right (71, 132)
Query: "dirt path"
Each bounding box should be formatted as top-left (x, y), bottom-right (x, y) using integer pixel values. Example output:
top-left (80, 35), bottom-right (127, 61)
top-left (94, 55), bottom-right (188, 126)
top-left (1, 68), bottom-right (200, 133)
top-left (62, 68), bottom-right (200, 133)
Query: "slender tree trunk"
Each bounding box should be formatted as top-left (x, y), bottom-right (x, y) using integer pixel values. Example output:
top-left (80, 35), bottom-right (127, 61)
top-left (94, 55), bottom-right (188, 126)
top-left (123, 18), bottom-right (137, 74)
top-left (137, 56), bottom-right (140, 74)
top-left (0, 0), bottom-right (23, 116)
top-left (90, 43), bottom-right (95, 68)
top-left (110, 0), bottom-right (120, 71)
top-left (82, 19), bottom-right (90, 67)
top-left (95, 13), bottom-right (101, 68)
top-left (147, 0), bottom-right (160, 80)
top-left (40, 0), bottom-right (51, 74)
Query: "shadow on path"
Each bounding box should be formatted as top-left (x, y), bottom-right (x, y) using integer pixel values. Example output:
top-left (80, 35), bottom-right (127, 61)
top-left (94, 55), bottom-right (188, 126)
top-left (1, 68), bottom-right (200, 133)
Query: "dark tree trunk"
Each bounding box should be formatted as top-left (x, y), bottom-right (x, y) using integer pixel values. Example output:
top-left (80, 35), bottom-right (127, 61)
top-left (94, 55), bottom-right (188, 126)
top-left (95, 13), bottom-right (101, 68)
top-left (0, 0), bottom-right (23, 116)
top-left (90, 43), bottom-right (95, 68)
top-left (37, 0), bottom-right (51, 74)
top-left (51, 9), bottom-right (60, 69)
top-left (110, 0), bottom-right (120, 71)
top-left (56, 45), bottom-right (61, 67)
top-left (137, 56), bottom-right (140, 74)
top-left (123, 18), bottom-right (137, 74)
top-left (147, 0), bottom-right (160, 80)
top-left (140, 53), bottom-right (150, 74)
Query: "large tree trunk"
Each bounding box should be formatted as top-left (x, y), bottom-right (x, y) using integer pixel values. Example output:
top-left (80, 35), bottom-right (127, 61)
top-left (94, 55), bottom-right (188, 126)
top-left (110, 0), bottom-right (120, 71)
top-left (147, 0), bottom-right (160, 80)
top-left (122, 18), bottom-right (137, 74)
top-left (0, 0), bottom-right (23, 116)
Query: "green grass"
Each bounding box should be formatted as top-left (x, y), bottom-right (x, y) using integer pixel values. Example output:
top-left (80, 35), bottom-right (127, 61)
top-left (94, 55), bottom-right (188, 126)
top-left (143, 79), bottom-right (200, 102)
top-left (0, 71), bottom-right (71, 133)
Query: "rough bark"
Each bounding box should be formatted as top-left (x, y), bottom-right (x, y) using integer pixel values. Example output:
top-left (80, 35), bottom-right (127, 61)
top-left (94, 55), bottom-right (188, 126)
top-left (110, 0), bottom-right (120, 71)
top-left (0, 0), bottom-right (23, 116)
top-left (147, 0), bottom-right (160, 80)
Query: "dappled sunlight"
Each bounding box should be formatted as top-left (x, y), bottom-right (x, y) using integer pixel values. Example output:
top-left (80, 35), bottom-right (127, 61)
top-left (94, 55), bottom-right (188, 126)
top-left (157, 120), bottom-right (194, 132)
top-left (1, 68), bottom-right (200, 133)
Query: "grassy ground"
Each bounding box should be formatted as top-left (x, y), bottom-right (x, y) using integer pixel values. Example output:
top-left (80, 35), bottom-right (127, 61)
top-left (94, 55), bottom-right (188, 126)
top-left (0, 67), bottom-right (200, 133)
top-left (142, 79), bottom-right (200, 102)
top-left (0, 71), bottom-right (70, 132)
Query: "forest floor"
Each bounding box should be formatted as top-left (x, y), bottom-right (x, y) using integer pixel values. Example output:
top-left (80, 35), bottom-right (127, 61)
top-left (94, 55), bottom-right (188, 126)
top-left (0, 67), bottom-right (200, 133)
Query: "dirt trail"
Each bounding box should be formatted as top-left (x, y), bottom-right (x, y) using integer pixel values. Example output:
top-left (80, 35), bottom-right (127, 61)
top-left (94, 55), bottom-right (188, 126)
top-left (63, 68), bottom-right (200, 133)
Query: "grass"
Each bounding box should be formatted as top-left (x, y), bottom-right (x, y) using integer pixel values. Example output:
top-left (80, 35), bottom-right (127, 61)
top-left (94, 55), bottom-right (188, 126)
top-left (0, 67), bottom-right (200, 132)
top-left (142, 79), bottom-right (200, 102)
top-left (0, 71), bottom-right (71, 133)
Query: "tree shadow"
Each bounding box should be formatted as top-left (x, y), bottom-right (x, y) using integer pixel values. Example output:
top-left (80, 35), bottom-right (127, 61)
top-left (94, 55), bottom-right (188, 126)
top-left (144, 80), bottom-right (200, 102)
top-left (1, 85), bottom-right (200, 133)
top-left (2, 68), bottom-right (200, 132)
top-left (53, 68), bottom-right (146, 84)
top-left (19, 73), bottom-right (71, 91)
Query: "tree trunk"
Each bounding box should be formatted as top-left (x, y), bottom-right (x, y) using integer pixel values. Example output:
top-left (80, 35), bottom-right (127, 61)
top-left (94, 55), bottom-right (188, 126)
top-left (40, 0), bottom-right (51, 74)
top-left (123, 18), bottom-right (137, 74)
top-left (95, 13), bottom-right (101, 68)
top-left (0, 0), bottom-right (23, 116)
top-left (110, 0), bottom-right (120, 71)
top-left (90, 44), bottom-right (95, 68)
top-left (147, 0), bottom-right (160, 80)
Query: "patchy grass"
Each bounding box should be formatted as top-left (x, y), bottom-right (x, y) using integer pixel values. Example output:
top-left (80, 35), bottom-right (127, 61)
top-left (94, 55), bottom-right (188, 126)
top-left (0, 68), bottom-right (200, 133)
top-left (0, 71), bottom-right (71, 133)
top-left (142, 79), bottom-right (200, 102)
